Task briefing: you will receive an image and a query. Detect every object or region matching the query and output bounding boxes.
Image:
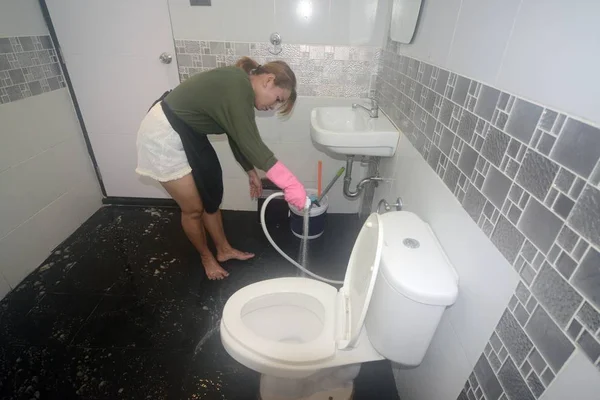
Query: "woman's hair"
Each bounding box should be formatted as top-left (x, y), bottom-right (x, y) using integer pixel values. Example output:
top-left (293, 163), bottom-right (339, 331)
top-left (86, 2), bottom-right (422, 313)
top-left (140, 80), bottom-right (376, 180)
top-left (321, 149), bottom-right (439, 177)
top-left (236, 56), bottom-right (297, 116)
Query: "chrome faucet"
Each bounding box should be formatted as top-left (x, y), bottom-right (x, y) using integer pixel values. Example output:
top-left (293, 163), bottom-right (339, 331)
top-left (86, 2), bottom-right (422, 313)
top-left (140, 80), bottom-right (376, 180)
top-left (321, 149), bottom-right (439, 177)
top-left (352, 98), bottom-right (379, 118)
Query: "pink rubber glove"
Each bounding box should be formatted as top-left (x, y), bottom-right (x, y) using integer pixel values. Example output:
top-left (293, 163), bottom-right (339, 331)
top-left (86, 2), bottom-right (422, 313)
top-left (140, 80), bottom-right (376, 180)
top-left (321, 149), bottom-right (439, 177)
top-left (266, 161), bottom-right (307, 210)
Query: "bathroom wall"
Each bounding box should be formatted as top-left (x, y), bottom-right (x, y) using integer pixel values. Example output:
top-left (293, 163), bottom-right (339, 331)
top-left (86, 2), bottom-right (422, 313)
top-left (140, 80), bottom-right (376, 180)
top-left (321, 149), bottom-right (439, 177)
top-left (0, 1), bottom-right (102, 299)
top-left (38, 0), bottom-right (390, 212)
top-left (168, 0), bottom-right (391, 212)
top-left (168, 0), bottom-right (390, 47)
top-left (373, 0), bottom-right (600, 399)
top-left (392, 0), bottom-right (600, 127)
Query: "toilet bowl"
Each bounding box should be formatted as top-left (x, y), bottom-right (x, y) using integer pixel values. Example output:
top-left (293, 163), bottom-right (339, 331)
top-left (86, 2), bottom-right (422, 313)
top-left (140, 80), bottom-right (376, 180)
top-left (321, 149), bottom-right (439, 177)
top-left (220, 277), bottom-right (384, 379)
top-left (220, 211), bottom-right (459, 399)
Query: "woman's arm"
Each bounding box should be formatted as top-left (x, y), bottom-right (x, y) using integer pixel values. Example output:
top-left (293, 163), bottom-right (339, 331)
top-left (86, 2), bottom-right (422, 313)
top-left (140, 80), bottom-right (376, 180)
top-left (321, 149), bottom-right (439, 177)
top-left (219, 92), bottom-right (277, 172)
top-left (228, 136), bottom-right (262, 199)
top-left (216, 84), bottom-right (306, 208)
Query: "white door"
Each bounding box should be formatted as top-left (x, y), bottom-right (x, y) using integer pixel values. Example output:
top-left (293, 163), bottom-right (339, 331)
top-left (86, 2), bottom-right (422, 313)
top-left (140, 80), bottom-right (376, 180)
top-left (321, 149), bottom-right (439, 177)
top-left (45, 0), bottom-right (180, 198)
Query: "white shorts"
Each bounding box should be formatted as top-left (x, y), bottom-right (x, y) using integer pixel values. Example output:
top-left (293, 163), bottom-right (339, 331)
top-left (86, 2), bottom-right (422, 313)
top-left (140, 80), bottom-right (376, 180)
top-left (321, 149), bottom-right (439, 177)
top-left (135, 102), bottom-right (192, 182)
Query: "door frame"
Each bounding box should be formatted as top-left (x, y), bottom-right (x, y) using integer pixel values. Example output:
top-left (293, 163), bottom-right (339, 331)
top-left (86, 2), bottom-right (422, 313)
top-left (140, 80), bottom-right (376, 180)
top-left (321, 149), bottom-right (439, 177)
top-left (38, 0), bottom-right (106, 196)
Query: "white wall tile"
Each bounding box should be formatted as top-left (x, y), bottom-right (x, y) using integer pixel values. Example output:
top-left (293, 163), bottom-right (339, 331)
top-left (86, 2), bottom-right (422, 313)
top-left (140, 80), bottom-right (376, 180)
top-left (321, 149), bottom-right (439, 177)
top-left (372, 122), bottom-right (404, 205)
top-left (348, 0), bottom-right (391, 47)
top-left (256, 112), bottom-right (281, 142)
top-left (169, 0), bottom-right (276, 42)
top-left (447, 0), bottom-right (522, 85)
top-left (377, 137), bottom-right (401, 180)
top-left (0, 178), bottom-right (101, 288)
top-left (318, 155), bottom-right (364, 214)
top-left (372, 178), bottom-right (393, 214)
top-left (168, 4), bottom-right (227, 41)
top-left (169, 0), bottom-right (389, 46)
top-left (319, 155), bottom-right (352, 184)
top-left (227, 180), bottom-right (361, 214)
top-left (497, 0), bottom-right (600, 126)
top-left (0, 3), bottom-right (102, 296)
top-left (0, 90), bottom-right (100, 242)
top-left (394, 315), bottom-right (472, 400)
top-left (395, 0), bottom-right (462, 66)
top-left (0, 136), bottom-right (89, 239)
top-left (224, 0), bottom-right (276, 43)
top-left (330, 0), bottom-right (387, 45)
top-left (0, 89), bottom-right (80, 173)
top-left (448, 277), bottom-right (516, 365)
top-left (272, 116), bottom-right (308, 144)
top-left (222, 176), bottom-right (362, 214)
top-left (221, 177), bottom-right (257, 211)
top-left (268, 141), bottom-right (323, 182)
top-left (321, 180), bottom-right (362, 213)
top-left (382, 135), bottom-right (519, 398)
top-left (274, 0), bottom-right (334, 45)
top-left (540, 350), bottom-right (600, 400)
top-left (0, 0), bottom-right (48, 37)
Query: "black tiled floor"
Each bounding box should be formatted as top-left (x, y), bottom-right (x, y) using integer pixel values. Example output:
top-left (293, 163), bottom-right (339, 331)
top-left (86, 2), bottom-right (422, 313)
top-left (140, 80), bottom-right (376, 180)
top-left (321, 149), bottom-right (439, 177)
top-left (0, 206), bottom-right (399, 399)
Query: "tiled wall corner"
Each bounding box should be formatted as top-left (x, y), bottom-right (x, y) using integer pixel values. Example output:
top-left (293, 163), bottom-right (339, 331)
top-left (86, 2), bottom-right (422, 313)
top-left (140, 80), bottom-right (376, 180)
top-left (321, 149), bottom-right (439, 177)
top-left (0, 36), bottom-right (66, 104)
top-left (376, 38), bottom-right (600, 400)
top-left (174, 39), bottom-right (380, 98)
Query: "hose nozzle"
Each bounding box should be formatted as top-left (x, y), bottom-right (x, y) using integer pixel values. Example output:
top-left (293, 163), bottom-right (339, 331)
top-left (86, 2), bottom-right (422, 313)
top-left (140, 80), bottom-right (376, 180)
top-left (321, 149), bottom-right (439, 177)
top-left (304, 197), bottom-right (313, 210)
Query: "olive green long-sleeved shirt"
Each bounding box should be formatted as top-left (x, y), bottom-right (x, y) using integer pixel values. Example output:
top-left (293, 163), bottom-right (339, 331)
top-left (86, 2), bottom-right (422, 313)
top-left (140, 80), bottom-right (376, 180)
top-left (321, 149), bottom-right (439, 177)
top-left (164, 66), bottom-right (277, 172)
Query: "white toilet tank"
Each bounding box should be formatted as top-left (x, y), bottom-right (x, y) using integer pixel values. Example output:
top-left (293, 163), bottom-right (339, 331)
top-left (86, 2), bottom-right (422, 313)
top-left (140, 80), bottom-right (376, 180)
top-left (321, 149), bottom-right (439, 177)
top-left (364, 211), bottom-right (459, 367)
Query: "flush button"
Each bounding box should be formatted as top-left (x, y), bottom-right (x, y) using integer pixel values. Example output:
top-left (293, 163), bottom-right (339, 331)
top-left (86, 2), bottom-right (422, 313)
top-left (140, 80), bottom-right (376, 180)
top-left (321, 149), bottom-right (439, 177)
top-left (403, 238), bottom-right (420, 249)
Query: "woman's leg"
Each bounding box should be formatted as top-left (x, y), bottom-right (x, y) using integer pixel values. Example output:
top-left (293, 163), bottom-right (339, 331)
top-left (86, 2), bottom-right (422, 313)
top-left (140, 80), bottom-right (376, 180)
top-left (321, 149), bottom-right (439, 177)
top-left (201, 210), bottom-right (254, 262)
top-left (160, 174), bottom-right (229, 280)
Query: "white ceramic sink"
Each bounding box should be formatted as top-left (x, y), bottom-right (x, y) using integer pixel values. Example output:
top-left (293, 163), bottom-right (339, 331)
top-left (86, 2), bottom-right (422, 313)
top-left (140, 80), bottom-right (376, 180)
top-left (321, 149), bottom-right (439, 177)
top-left (310, 107), bottom-right (400, 157)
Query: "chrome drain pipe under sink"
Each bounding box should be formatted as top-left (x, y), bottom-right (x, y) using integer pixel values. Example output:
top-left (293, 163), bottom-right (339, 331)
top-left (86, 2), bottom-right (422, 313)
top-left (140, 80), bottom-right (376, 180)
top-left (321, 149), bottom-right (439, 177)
top-left (343, 156), bottom-right (384, 198)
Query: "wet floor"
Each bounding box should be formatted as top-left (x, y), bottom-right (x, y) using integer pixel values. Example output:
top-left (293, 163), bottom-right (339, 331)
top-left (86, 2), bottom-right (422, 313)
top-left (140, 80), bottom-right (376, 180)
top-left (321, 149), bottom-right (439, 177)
top-left (0, 206), bottom-right (399, 399)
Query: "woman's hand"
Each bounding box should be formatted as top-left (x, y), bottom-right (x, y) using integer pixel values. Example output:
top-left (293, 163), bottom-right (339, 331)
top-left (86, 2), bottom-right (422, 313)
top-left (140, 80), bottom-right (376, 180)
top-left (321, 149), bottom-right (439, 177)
top-left (247, 169), bottom-right (262, 199)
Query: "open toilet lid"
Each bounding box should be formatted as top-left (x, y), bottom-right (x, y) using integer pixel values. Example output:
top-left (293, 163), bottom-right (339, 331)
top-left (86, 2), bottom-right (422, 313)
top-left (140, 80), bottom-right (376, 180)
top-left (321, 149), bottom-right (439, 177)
top-left (339, 213), bottom-right (383, 348)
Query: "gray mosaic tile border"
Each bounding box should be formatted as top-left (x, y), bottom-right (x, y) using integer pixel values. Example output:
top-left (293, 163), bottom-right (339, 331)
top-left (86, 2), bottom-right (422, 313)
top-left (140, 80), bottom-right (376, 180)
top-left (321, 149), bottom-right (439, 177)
top-left (376, 38), bottom-right (600, 400)
top-left (174, 39), bottom-right (380, 98)
top-left (0, 36), bottom-right (65, 104)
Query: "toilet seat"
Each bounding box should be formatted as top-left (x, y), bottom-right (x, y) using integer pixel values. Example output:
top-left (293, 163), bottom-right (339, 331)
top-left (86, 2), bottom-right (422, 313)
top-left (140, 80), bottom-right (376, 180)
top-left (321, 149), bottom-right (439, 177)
top-left (221, 277), bottom-right (338, 364)
top-left (221, 213), bottom-right (384, 378)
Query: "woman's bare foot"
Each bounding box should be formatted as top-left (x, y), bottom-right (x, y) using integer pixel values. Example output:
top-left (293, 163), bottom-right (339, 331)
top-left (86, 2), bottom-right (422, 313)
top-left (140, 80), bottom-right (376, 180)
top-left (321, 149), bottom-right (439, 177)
top-left (201, 255), bottom-right (229, 280)
top-left (216, 246), bottom-right (255, 263)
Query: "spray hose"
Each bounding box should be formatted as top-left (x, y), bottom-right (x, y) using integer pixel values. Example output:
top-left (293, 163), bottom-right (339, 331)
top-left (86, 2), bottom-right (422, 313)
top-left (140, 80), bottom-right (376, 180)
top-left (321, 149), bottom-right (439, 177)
top-left (260, 192), bottom-right (344, 285)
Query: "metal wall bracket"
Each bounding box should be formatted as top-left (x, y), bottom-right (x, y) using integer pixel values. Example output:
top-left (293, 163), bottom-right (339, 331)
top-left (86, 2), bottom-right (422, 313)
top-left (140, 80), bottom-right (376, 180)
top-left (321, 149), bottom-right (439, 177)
top-left (377, 197), bottom-right (403, 214)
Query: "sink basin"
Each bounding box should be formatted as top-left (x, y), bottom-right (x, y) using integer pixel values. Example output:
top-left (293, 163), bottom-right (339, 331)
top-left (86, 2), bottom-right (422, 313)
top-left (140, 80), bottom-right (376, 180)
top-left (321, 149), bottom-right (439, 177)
top-left (310, 106), bottom-right (400, 157)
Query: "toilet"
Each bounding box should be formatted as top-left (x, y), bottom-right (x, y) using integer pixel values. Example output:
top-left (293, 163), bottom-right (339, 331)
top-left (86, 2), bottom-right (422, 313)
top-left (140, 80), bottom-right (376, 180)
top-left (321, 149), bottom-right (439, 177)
top-left (220, 211), bottom-right (459, 400)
